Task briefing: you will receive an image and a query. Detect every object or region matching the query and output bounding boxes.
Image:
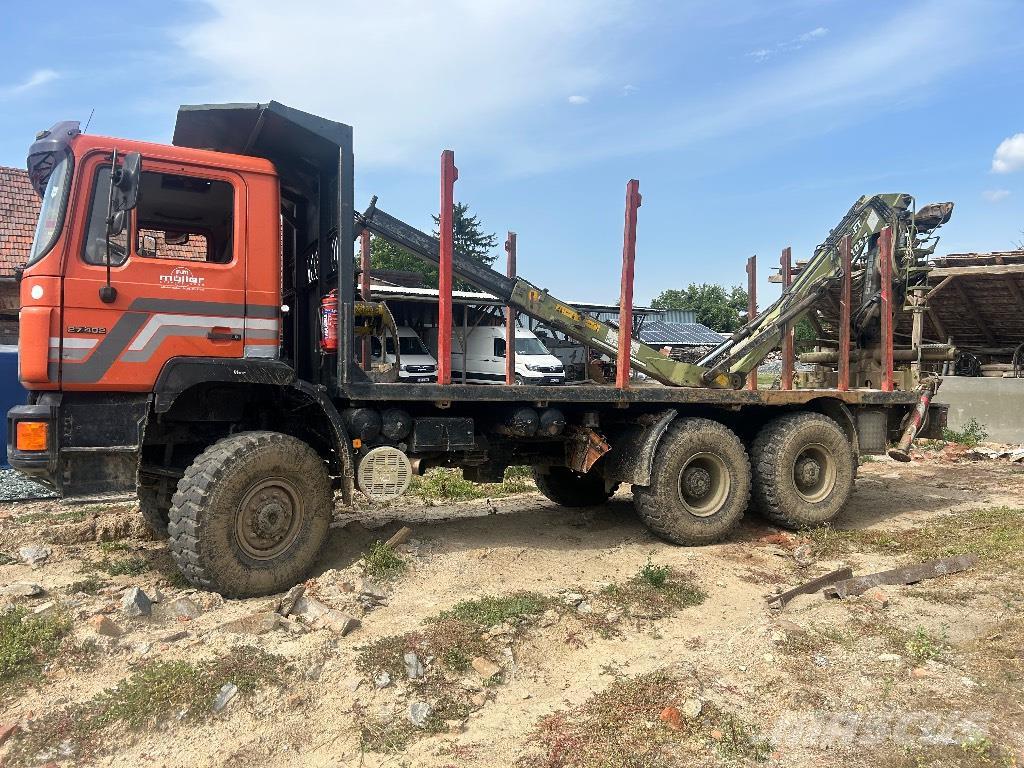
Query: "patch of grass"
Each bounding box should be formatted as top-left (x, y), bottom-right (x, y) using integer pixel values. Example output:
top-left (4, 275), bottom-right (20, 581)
top-left (408, 466), bottom-right (533, 502)
top-left (8, 649), bottom-right (282, 766)
top-left (776, 622), bottom-right (854, 657)
top-left (437, 591), bottom-right (550, 627)
top-left (14, 507), bottom-right (92, 526)
top-left (0, 608), bottom-right (72, 697)
top-left (804, 507), bottom-right (1024, 573)
top-left (519, 671), bottom-right (772, 767)
top-left (101, 554), bottom-right (150, 577)
top-left (0, 552), bottom-right (16, 565)
top-left (943, 418), bottom-right (989, 448)
top-left (98, 540), bottom-right (131, 554)
top-left (601, 563), bottom-right (706, 619)
top-left (867, 737), bottom-right (1020, 768)
top-left (64, 576), bottom-right (105, 595)
top-left (363, 540), bottom-right (406, 579)
top-left (903, 625), bottom-right (945, 663)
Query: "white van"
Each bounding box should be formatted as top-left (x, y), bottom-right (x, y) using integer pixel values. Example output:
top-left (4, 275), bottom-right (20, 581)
top-left (439, 326), bottom-right (565, 385)
top-left (371, 326), bottom-right (438, 382)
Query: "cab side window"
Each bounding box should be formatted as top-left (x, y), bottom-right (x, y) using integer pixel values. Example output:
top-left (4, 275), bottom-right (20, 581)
top-left (82, 165), bottom-right (128, 266)
top-left (135, 172), bottom-right (233, 263)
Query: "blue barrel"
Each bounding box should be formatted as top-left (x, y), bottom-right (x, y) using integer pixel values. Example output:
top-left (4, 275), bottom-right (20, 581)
top-left (0, 345), bottom-right (27, 467)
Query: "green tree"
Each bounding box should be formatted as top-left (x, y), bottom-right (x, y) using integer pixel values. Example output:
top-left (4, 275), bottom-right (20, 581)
top-left (651, 283), bottom-right (749, 332)
top-left (367, 202), bottom-right (498, 288)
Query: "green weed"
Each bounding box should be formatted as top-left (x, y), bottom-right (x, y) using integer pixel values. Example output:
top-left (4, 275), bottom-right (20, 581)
top-left (364, 540), bottom-right (406, 579)
top-left (943, 418), bottom-right (989, 447)
top-left (0, 608), bottom-right (72, 696)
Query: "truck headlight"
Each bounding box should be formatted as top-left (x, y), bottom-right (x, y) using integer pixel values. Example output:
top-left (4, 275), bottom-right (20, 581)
top-left (525, 364), bottom-right (541, 371)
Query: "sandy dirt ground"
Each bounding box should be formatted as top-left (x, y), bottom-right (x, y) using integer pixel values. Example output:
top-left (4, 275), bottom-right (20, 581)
top-left (0, 448), bottom-right (1022, 768)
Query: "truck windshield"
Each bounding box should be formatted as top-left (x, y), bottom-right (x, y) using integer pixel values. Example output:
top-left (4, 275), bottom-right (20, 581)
top-left (26, 153), bottom-right (72, 267)
top-left (516, 337), bottom-right (550, 355)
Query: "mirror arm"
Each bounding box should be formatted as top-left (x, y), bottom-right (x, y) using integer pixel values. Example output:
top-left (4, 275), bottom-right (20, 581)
top-left (100, 150), bottom-right (118, 304)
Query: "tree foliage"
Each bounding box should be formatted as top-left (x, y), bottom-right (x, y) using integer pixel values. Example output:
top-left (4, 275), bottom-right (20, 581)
top-left (651, 283), bottom-right (749, 332)
top-left (366, 202), bottom-right (498, 288)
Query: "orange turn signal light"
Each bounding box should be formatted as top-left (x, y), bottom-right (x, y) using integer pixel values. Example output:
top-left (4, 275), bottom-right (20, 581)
top-left (16, 421), bottom-right (48, 452)
top-left (352, 438), bottom-right (362, 449)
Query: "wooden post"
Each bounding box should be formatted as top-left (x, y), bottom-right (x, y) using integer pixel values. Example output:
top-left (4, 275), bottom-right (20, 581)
top-left (505, 232), bottom-right (517, 385)
top-left (838, 234), bottom-right (852, 391)
top-left (616, 179), bottom-right (642, 390)
top-left (781, 246), bottom-right (794, 390)
top-left (745, 255), bottom-right (757, 390)
top-left (438, 150), bottom-right (458, 385)
top-left (360, 229), bottom-right (371, 371)
top-left (879, 226), bottom-right (894, 392)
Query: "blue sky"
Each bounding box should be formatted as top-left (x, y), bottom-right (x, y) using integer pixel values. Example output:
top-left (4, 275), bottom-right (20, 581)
top-left (2, 0), bottom-right (1023, 306)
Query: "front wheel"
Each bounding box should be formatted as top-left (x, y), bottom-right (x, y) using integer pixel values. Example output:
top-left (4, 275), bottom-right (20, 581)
top-left (632, 418), bottom-right (751, 545)
top-left (750, 413), bottom-right (855, 529)
top-left (168, 431), bottom-right (333, 597)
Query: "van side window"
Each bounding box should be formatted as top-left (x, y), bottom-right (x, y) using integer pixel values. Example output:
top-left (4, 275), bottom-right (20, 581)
top-left (134, 172), bottom-right (234, 263)
top-left (494, 338), bottom-right (506, 357)
top-left (82, 165), bottom-right (129, 266)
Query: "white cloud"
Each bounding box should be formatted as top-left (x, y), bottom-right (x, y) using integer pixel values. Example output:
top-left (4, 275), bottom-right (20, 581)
top-left (983, 189), bottom-right (1011, 202)
top-left (749, 26), bottom-right (829, 62)
top-left (1, 69), bottom-right (58, 97)
top-left (992, 133), bottom-right (1024, 174)
top-left (567, 95), bottom-right (590, 105)
top-left (176, 0), bottom-right (622, 167)
top-left (621, 84), bottom-right (638, 96)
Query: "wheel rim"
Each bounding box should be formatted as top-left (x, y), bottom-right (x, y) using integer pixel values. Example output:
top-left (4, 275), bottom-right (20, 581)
top-left (676, 452), bottom-right (731, 517)
top-left (235, 477), bottom-right (303, 560)
top-left (792, 443), bottom-right (837, 503)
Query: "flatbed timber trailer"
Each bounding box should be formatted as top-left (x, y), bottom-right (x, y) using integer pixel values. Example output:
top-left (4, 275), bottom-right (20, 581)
top-left (8, 102), bottom-right (946, 596)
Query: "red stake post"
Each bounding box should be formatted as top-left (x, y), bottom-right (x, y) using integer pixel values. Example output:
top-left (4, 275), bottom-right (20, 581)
top-left (878, 226), bottom-right (895, 391)
top-left (838, 234), bottom-right (852, 391)
top-left (360, 229), bottom-right (371, 371)
top-left (438, 150), bottom-right (458, 385)
top-left (781, 246), bottom-right (794, 390)
top-left (745, 255), bottom-right (757, 391)
top-left (505, 232), bottom-right (517, 385)
top-left (616, 180), bottom-right (642, 390)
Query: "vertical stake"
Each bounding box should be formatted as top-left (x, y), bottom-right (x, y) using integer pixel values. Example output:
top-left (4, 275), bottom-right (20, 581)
top-left (746, 255), bottom-right (758, 391)
top-left (879, 225), bottom-right (895, 392)
top-left (616, 180), bottom-right (642, 390)
top-left (838, 234), bottom-right (852, 391)
top-left (360, 229), bottom-right (371, 371)
top-left (505, 232), bottom-right (517, 385)
top-left (438, 150), bottom-right (458, 386)
top-left (781, 246), bottom-right (794, 390)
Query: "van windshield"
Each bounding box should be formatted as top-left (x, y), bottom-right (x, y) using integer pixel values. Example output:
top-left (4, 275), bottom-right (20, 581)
top-left (516, 337), bottom-right (549, 355)
top-left (26, 153), bottom-right (72, 267)
top-left (385, 335), bottom-right (430, 356)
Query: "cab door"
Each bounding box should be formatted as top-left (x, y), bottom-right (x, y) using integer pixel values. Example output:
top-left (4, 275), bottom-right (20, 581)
top-left (60, 152), bottom-right (247, 391)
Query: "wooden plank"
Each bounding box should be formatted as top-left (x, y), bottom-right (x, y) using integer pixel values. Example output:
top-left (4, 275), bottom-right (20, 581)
top-left (951, 280), bottom-right (997, 346)
top-left (822, 555), bottom-right (977, 599)
top-left (929, 263), bottom-right (1024, 278)
top-left (994, 254), bottom-right (1024, 313)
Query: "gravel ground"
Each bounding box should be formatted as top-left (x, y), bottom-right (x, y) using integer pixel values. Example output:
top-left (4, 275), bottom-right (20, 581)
top-left (0, 467), bottom-right (56, 501)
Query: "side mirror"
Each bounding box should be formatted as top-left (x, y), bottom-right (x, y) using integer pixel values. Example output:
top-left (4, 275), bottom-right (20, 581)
top-left (108, 209), bottom-right (127, 237)
top-left (112, 151), bottom-right (142, 213)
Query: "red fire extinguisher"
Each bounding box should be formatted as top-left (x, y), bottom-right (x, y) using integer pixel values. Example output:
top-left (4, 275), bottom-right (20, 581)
top-left (320, 290), bottom-right (338, 353)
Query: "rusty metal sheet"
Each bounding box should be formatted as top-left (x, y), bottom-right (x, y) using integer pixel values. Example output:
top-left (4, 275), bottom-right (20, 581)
top-left (822, 555), bottom-right (978, 599)
top-left (767, 566), bottom-right (853, 610)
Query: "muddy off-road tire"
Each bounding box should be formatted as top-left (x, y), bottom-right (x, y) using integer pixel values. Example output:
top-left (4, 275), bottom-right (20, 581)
top-left (532, 466), bottom-right (618, 507)
top-left (750, 413), bottom-right (855, 530)
top-left (168, 431), bottom-right (333, 597)
top-left (137, 473), bottom-right (172, 538)
top-left (632, 418), bottom-right (751, 545)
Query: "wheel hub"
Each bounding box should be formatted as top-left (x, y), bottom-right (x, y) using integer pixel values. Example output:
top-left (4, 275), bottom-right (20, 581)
top-left (682, 466), bottom-right (712, 498)
top-left (794, 457), bottom-right (821, 489)
top-left (236, 478), bottom-right (302, 560)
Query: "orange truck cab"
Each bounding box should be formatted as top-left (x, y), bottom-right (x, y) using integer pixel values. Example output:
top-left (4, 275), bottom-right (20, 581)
top-left (8, 102), bottom-right (355, 502)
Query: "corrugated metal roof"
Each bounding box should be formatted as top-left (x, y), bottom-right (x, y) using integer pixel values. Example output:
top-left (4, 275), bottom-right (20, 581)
top-left (638, 321), bottom-right (726, 346)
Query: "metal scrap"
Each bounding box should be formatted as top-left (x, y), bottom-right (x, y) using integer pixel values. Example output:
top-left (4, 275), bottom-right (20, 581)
top-left (767, 566), bottom-right (854, 610)
top-left (822, 555), bottom-right (977, 599)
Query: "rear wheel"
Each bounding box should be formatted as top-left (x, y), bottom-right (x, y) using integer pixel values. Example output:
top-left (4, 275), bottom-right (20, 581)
top-left (532, 466), bottom-right (618, 507)
top-left (750, 413), bottom-right (855, 529)
top-left (632, 418), bottom-right (751, 545)
top-left (168, 431), bottom-right (333, 597)
top-left (137, 473), bottom-right (172, 538)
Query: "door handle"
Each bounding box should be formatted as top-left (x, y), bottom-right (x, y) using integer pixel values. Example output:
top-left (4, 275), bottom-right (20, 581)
top-left (207, 330), bottom-right (241, 341)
